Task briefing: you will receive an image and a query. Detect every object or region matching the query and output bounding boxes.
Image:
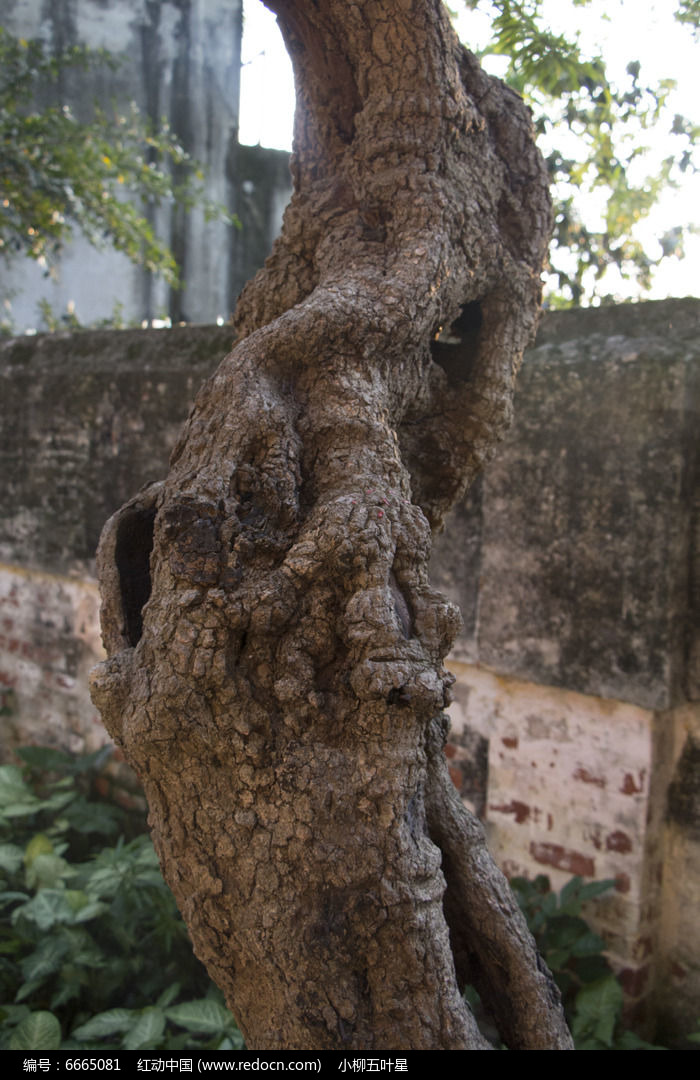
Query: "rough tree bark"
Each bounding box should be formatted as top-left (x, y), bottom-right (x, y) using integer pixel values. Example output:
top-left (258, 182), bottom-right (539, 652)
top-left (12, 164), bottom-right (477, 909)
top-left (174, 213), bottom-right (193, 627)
top-left (90, 0), bottom-right (571, 1051)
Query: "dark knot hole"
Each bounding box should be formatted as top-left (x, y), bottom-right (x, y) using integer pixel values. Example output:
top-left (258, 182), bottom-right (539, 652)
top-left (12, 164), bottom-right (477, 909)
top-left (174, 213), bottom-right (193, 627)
top-left (115, 506), bottom-right (156, 646)
top-left (430, 299), bottom-right (484, 386)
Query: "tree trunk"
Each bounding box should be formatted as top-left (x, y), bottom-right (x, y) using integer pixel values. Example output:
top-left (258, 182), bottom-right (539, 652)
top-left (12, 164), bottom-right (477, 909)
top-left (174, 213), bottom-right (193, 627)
top-left (90, 0), bottom-right (571, 1051)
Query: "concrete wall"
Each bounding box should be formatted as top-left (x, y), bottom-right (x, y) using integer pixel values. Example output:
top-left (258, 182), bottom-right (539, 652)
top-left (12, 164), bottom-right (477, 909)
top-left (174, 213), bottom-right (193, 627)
top-left (431, 300), bottom-right (699, 710)
top-left (1, 298), bottom-right (699, 1038)
top-left (0, 323), bottom-right (233, 751)
top-left (0, 1), bottom-right (295, 329)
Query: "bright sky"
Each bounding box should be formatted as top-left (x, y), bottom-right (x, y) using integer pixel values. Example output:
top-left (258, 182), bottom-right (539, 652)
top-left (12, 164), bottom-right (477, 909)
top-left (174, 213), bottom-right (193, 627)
top-left (238, 0), bottom-right (699, 303)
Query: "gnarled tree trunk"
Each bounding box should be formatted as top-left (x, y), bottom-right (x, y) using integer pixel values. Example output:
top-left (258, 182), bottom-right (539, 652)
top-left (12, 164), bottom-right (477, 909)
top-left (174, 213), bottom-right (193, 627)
top-left (90, 0), bottom-right (571, 1050)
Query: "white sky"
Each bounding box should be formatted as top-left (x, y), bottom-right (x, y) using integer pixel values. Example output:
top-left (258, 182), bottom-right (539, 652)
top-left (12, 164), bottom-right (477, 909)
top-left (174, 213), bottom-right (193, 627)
top-left (238, 0), bottom-right (699, 303)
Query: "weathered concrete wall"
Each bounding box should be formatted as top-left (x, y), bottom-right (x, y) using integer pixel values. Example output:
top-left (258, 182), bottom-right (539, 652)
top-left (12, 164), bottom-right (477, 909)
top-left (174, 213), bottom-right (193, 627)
top-left (0, 324), bottom-right (234, 572)
top-left (0, 324), bottom-right (233, 753)
top-left (431, 298), bottom-right (700, 712)
top-left (0, 563), bottom-right (104, 754)
top-left (1, 298), bottom-right (699, 1038)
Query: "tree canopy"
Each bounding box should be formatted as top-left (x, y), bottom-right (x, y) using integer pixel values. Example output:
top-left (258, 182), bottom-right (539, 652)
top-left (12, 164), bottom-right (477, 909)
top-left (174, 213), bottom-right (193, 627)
top-left (453, 0), bottom-right (699, 303)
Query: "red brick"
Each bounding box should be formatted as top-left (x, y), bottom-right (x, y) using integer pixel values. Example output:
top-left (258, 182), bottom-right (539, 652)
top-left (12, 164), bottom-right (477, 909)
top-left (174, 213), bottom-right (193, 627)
top-left (491, 800), bottom-right (530, 824)
top-left (615, 873), bottom-right (631, 894)
top-left (529, 842), bottom-right (595, 877)
top-left (573, 766), bottom-right (606, 788)
top-left (620, 771), bottom-right (645, 795)
top-left (606, 830), bottom-right (632, 854)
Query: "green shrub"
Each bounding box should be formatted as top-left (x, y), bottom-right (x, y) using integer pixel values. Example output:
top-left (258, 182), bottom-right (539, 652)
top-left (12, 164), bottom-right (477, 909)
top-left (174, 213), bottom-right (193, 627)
top-left (0, 745), bottom-right (242, 1051)
top-left (508, 874), bottom-right (664, 1049)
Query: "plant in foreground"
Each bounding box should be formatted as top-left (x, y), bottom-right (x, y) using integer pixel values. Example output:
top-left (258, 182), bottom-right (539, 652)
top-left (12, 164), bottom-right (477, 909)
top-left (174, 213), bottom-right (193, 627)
top-left (0, 745), bottom-right (243, 1051)
top-left (468, 873), bottom-right (667, 1049)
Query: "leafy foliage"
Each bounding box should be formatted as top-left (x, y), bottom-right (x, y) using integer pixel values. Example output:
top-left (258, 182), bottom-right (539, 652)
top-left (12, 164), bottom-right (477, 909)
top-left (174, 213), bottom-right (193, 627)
top-left (458, 1), bottom-right (699, 304)
top-left (509, 874), bottom-right (665, 1049)
top-left (0, 28), bottom-right (234, 293)
top-left (465, 872), bottom-right (672, 1048)
top-left (33, 297), bottom-right (138, 334)
top-left (675, 0), bottom-right (700, 35)
top-left (0, 745), bottom-right (243, 1052)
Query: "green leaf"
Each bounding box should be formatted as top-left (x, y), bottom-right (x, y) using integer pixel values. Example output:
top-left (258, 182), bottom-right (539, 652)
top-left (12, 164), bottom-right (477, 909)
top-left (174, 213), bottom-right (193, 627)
top-left (558, 875), bottom-right (585, 914)
top-left (20, 935), bottom-right (70, 983)
top-left (676, 0), bottom-right (700, 36)
top-left (122, 1006), bottom-right (166, 1050)
top-left (16, 976), bottom-right (51, 1004)
top-left (574, 879), bottom-right (616, 904)
top-left (40, 787), bottom-right (77, 816)
top-left (64, 797), bottom-right (124, 837)
top-left (73, 902), bottom-right (109, 925)
top-left (72, 1008), bottom-right (134, 1040)
top-left (9, 1010), bottom-right (62, 1050)
top-left (0, 765), bottom-right (37, 814)
top-left (156, 983), bottom-right (182, 1009)
top-left (0, 1003), bottom-right (31, 1026)
top-left (0, 26), bottom-right (232, 304)
top-left (573, 954), bottom-right (614, 985)
top-left (544, 915), bottom-right (607, 976)
top-left (24, 833), bottom-right (54, 866)
top-left (218, 1031), bottom-right (246, 1050)
top-left (0, 843), bottom-right (24, 874)
top-left (0, 889), bottom-right (30, 909)
top-left (11, 888), bottom-right (76, 930)
top-left (26, 853), bottom-right (75, 890)
top-left (615, 1029), bottom-right (667, 1049)
top-left (570, 929), bottom-right (609, 957)
top-left (17, 744), bottom-right (114, 777)
top-left (165, 998), bottom-right (237, 1035)
top-left (16, 746), bottom-right (77, 773)
top-left (572, 975), bottom-right (624, 1047)
top-left (546, 948), bottom-right (573, 971)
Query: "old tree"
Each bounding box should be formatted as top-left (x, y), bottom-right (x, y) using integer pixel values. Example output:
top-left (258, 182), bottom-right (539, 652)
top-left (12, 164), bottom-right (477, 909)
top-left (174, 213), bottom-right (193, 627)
top-left (90, 0), bottom-right (570, 1051)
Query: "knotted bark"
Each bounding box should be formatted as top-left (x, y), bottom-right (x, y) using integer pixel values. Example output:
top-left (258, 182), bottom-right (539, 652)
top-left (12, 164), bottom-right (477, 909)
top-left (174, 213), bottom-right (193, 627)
top-left (91, 0), bottom-right (571, 1050)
